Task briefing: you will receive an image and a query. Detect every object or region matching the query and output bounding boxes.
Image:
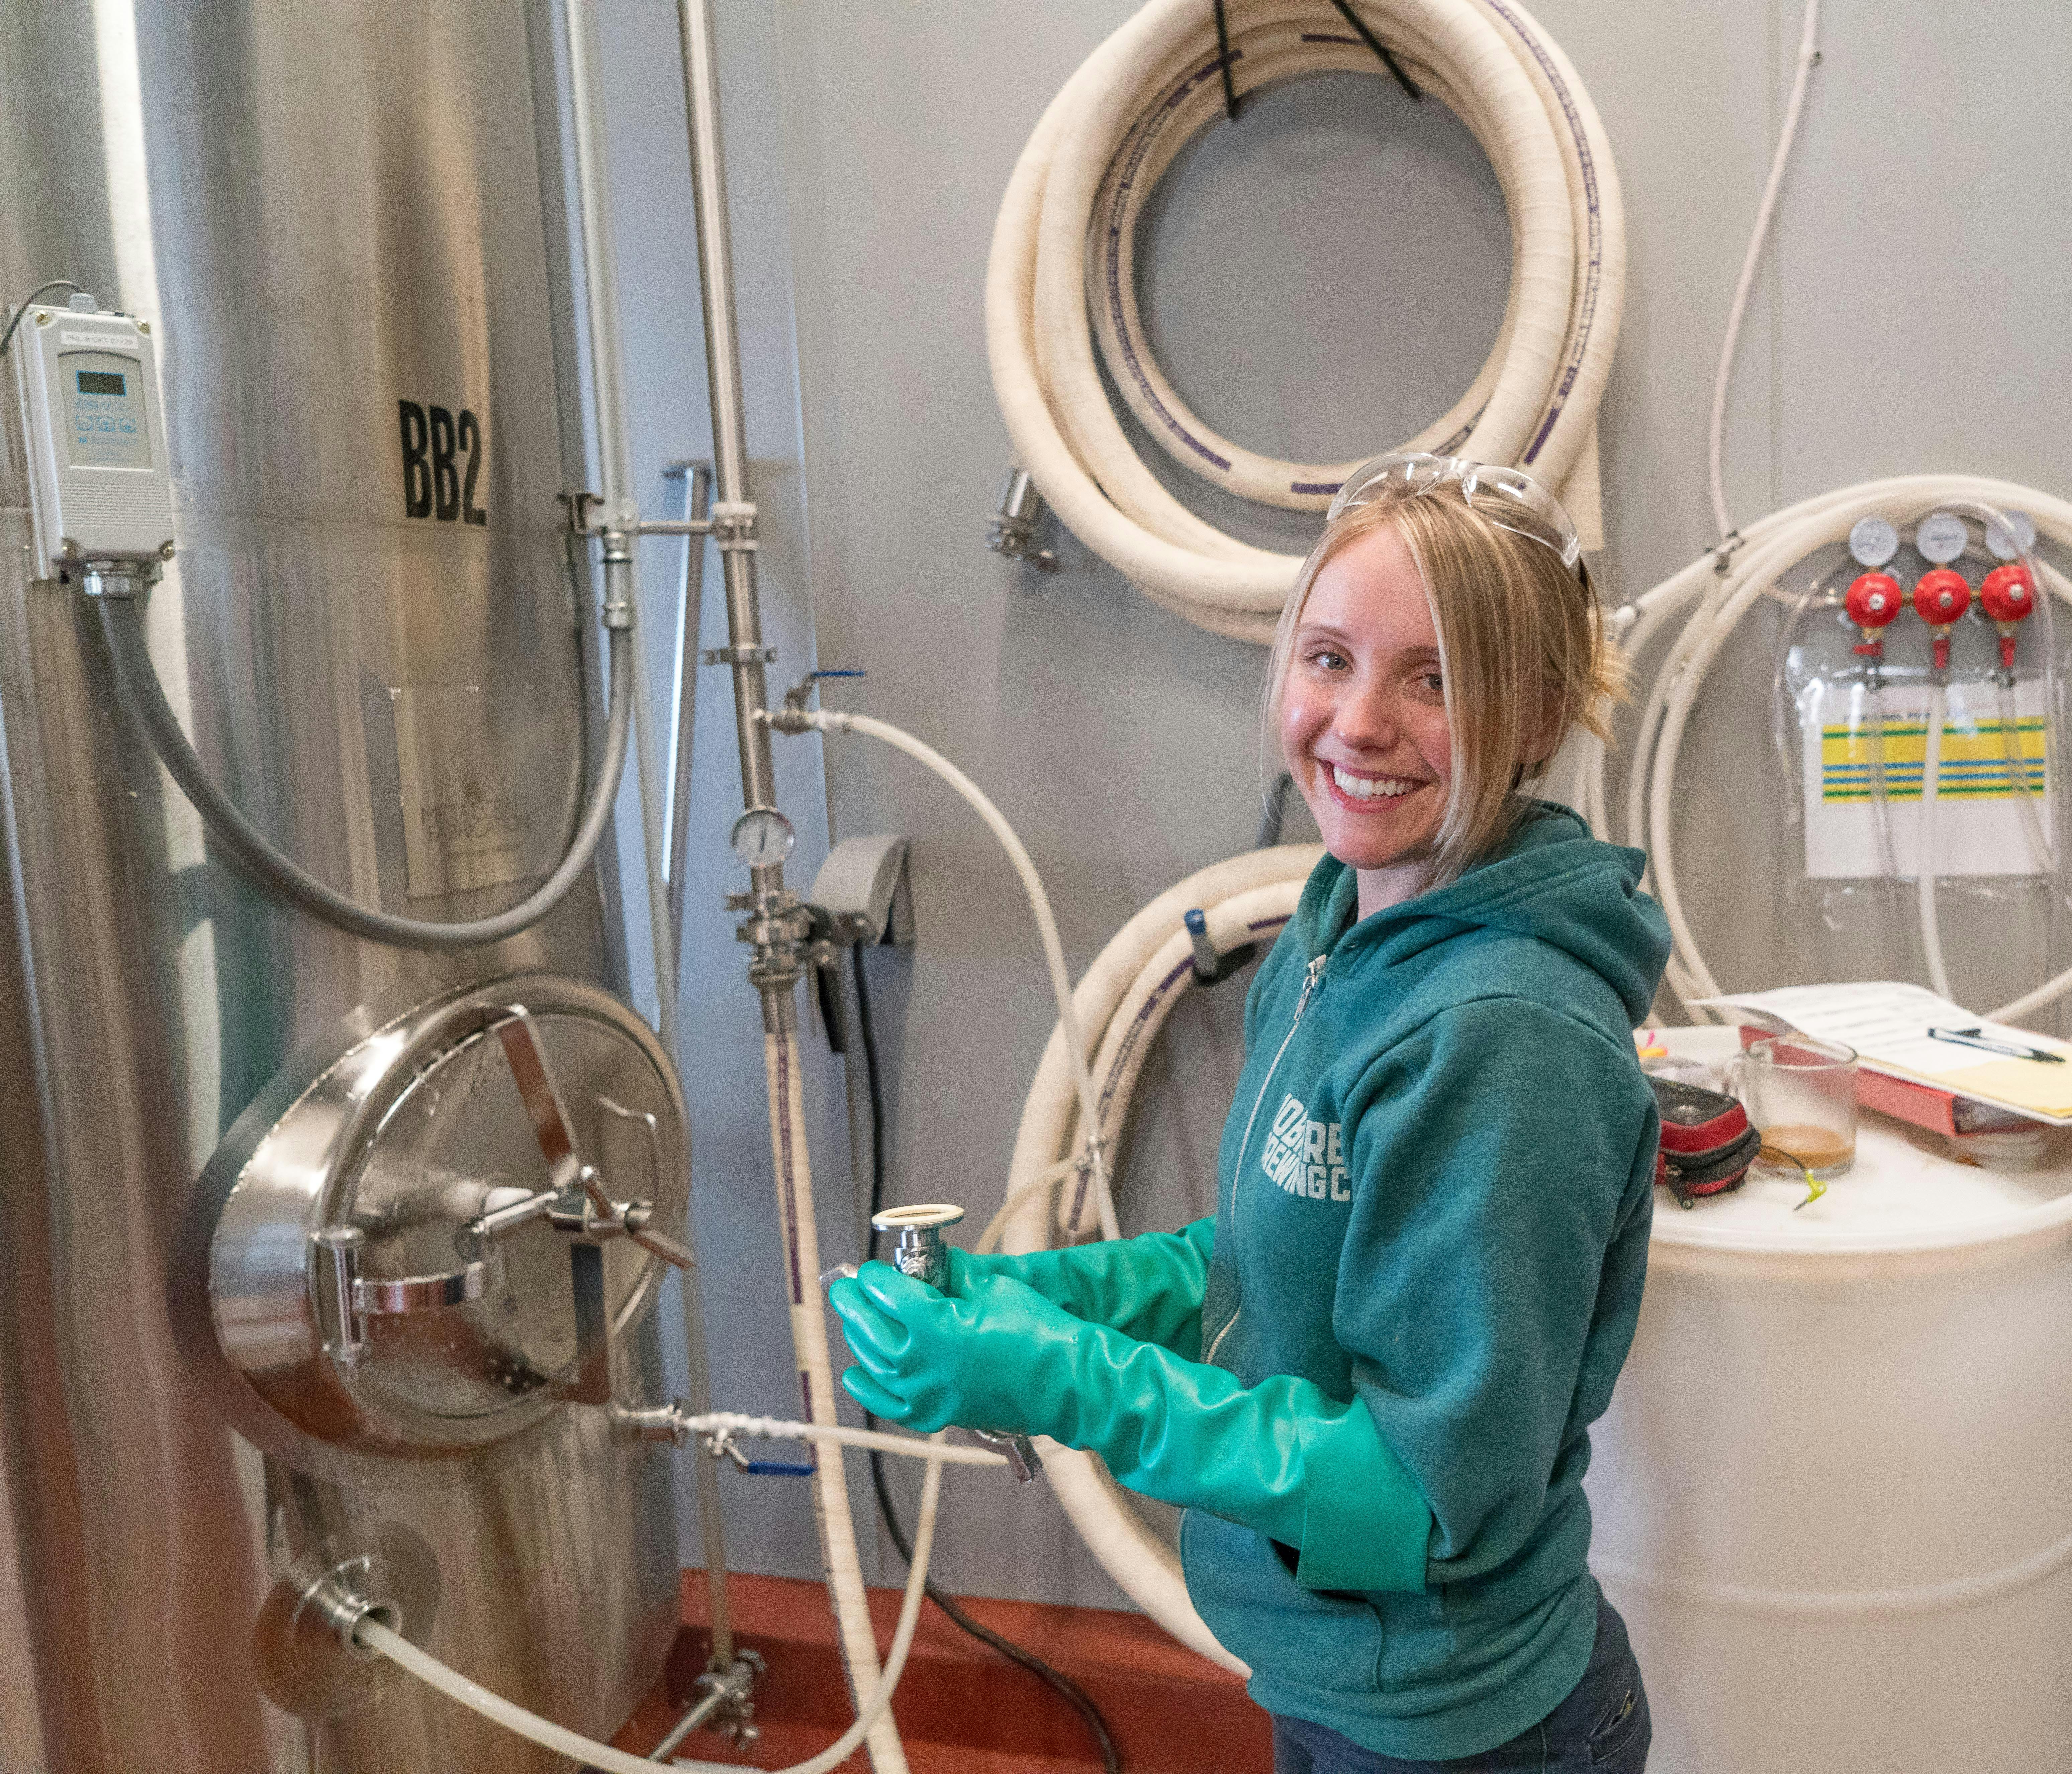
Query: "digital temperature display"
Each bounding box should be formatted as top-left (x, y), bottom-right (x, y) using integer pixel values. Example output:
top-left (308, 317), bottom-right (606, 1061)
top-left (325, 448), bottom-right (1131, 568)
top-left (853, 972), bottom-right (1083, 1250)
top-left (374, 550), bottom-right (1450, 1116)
top-left (76, 370), bottom-right (127, 396)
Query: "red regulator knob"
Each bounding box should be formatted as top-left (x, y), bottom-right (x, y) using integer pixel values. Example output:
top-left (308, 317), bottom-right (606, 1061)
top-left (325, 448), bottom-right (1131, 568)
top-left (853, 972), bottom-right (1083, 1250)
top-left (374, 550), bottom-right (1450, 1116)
top-left (1913, 567), bottom-right (1972, 672)
top-left (1981, 562), bottom-right (2036, 673)
top-left (1845, 572), bottom-right (1902, 656)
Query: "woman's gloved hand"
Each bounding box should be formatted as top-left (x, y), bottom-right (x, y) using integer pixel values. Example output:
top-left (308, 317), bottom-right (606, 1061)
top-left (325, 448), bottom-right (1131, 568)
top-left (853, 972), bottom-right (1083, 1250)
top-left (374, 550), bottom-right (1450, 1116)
top-left (826, 1258), bottom-right (1433, 1596)
top-left (830, 1262), bottom-right (1080, 1438)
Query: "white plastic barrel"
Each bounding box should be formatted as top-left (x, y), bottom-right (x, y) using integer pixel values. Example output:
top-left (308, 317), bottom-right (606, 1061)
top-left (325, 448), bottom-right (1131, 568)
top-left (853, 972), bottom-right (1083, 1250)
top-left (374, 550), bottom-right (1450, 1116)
top-left (1585, 1025), bottom-right (2072, 1773)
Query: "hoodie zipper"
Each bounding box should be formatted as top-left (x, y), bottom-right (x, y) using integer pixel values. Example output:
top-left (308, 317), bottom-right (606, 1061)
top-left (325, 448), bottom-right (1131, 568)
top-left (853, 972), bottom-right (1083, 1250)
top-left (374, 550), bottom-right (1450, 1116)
top-left (1202, 953), bottom-right (1327, 1366)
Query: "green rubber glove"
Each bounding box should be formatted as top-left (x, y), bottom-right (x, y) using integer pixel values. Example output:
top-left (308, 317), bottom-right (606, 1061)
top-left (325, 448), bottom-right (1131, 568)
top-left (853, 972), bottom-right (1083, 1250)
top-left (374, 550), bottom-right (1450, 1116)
top-left (829, 1261), bottom-right (1430, 1594)
top-left (941, 1217), bottom-right (1214, 1355)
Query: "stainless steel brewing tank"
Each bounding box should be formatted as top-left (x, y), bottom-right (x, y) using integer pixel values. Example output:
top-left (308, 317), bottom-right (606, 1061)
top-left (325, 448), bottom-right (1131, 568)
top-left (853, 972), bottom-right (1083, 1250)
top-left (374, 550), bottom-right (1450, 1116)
top-left (0, 4), bottom-right (678, 1771)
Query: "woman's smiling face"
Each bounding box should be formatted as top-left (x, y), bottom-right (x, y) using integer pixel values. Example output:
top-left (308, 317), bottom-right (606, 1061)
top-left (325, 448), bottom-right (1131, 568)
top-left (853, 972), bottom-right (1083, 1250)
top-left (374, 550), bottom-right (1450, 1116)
top-left (1279, 522), bottom-right (1452, 898)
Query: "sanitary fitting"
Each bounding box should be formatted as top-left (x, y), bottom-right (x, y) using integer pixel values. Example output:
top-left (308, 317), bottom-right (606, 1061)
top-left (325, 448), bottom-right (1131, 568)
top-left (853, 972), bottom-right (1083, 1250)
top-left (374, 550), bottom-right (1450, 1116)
top-left (712, 499), bottom-right (759, 552)
top-left (869, 1204), bottom-right (1045, 1485)
top-left (983, 465), bottom-right (1057, 571)
top-left (304, 1573), bottom-right (402, 1662)
top-left (610, 1399), bottom-right (695, 1448)
top-left (653, 1652), bottom-right (765, 1757)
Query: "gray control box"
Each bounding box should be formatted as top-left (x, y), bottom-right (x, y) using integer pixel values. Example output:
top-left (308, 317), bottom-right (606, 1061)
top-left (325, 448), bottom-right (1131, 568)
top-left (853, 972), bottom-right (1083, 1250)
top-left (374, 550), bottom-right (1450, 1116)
top-left (14, 302), bottom-right (174, 577)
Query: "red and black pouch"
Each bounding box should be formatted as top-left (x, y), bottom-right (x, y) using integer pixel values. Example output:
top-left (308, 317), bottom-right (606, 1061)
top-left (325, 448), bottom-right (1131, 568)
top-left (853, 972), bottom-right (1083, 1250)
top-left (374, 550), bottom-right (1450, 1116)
top-left (1650, 1075), bottom-right (1762, 1210)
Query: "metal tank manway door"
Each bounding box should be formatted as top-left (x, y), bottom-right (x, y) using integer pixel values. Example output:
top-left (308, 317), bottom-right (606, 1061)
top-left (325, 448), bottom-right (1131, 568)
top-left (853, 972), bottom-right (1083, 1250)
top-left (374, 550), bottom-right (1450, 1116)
top-left (170, 973), bottom-right (690, 1477)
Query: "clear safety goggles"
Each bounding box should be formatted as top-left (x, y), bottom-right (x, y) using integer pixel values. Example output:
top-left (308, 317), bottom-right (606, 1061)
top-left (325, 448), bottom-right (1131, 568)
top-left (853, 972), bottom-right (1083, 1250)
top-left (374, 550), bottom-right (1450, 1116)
top-left (1326, 452), bottom-right (1586, 579)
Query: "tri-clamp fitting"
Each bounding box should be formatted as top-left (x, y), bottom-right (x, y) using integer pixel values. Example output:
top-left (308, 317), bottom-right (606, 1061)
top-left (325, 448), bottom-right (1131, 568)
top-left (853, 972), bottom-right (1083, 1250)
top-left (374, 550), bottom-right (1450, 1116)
top-left (869, 1204), bottom-right (1044, 1485)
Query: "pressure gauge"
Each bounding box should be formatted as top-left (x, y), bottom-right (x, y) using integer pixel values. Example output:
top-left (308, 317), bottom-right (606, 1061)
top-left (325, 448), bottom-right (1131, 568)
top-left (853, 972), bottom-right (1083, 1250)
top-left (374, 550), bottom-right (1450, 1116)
top-left (730, 806), bottom-right (796, 869)
top-left (1847, 516), bottom-right (1899, 569)
top-left (1985, 510), bottom-right (2037, 561)
top-left (1914, 511), bottom-right (1969, 565)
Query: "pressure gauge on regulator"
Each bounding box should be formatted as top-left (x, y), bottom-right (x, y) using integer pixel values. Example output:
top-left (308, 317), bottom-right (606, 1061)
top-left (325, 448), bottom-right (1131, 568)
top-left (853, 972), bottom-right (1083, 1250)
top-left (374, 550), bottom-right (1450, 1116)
top-left (1847, 517), bottom-right (1899, 569)
top-left (1986, 510), bottom-right (2038, 562)
top-left (730, 806), bottom-right (796, 870)
top-left (1915, 511), bottom-right (1970, 565)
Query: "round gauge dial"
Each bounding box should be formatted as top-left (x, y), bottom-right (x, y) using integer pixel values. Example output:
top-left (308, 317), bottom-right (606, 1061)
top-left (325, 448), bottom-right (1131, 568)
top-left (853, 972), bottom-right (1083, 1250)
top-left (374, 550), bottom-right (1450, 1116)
top-left (1847, 516), bottom-right (1899, 568)
top-left (1985, 510), bottom-right (2037, 561)
top-left (730, 806), bottom-right (796, 869)
top-left (1914, 511), bottom-right (1970, 565)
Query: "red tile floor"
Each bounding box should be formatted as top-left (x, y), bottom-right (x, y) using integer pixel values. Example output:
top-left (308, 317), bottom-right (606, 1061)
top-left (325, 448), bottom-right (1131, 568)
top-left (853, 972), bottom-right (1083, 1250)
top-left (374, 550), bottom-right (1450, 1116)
top-left (608, 1572), bottom-right (1272, 1772)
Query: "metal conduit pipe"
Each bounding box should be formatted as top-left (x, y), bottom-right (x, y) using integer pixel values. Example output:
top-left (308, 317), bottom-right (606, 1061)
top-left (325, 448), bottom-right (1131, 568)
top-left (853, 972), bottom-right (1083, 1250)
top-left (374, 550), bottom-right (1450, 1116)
top-left (562, 0), bottom-right (737, 1676)
top-left (667, 0), bottom-right (903, 1765)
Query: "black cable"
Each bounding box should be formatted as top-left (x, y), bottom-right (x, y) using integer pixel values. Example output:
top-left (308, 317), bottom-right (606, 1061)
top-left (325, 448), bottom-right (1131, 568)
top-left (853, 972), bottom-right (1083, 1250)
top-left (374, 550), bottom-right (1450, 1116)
top-left (848, 941), bottom-right (1122, 1774)
top-left (1212, 0), bottom-right (1239, 122)
top-left (0, 280), bottom-right (85, 361)
top-left (1326, 0), bottom-right (1423, 99)
top-left (854, 940), bottom-right (890, 1262)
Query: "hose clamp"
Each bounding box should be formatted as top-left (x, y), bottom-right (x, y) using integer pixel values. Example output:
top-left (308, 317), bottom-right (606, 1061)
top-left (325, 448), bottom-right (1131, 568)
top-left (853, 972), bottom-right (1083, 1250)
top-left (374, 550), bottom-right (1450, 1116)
top-left (1709, 530), bottom-right (1745, 575)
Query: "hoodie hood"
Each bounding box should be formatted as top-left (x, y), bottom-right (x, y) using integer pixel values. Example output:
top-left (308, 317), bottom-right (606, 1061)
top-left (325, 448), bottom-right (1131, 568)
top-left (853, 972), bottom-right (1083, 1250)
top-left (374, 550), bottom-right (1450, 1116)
top-left (1293, 800), bottom-right (1670, 1028)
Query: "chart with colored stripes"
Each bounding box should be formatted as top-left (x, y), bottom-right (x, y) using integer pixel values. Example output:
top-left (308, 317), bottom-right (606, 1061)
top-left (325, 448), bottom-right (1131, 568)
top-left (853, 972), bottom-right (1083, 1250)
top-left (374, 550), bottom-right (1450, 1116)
top-left (1798, 680), bottom-right (2053, 879)
top-left (1819, 713), bottom-right (2046, 802)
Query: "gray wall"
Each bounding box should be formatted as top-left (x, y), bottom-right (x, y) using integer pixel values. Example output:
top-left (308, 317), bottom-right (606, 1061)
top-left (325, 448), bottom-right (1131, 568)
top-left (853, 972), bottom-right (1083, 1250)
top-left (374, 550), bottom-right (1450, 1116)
top-left (589, 0), bottom-right (2072, 1609)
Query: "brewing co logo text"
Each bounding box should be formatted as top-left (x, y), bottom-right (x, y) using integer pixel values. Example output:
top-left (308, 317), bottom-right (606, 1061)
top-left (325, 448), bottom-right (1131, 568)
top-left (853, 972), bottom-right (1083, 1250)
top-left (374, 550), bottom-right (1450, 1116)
top-left (1260, 1094), bottom-right (1351, 1202)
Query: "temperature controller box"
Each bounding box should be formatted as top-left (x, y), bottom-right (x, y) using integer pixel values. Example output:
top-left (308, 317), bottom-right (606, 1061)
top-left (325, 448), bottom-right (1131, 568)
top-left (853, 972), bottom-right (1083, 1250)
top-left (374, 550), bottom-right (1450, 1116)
top-left (13, 303), bottom-right (174, 578)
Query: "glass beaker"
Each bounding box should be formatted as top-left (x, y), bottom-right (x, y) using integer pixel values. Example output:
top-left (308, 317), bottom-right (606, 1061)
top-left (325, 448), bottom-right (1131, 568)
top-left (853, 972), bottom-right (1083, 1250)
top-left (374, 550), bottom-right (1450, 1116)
top-left (1727, 1034), bottom-right (1859, 1177)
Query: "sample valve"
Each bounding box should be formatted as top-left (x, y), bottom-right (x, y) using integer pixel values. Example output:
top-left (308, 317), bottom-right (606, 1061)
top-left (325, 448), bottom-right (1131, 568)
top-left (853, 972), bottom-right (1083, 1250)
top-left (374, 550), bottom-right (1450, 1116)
top-left (1845, 572), bottom-right (1903, 682)
top-left (869, 1203), bottom-right (1044, 1484)
top-left (1980, 562), bottom-right (2035, 685)
top-left (1912, 567), bottom-right (1972, 675)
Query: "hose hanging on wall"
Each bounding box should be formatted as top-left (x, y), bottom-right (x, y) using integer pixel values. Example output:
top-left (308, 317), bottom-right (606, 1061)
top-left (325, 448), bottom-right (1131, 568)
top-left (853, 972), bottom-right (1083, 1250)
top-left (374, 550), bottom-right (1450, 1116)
top-left (986, 0), bottom-right (1624, 642)
top-left (997, 845), bottom-right (1323, 1663)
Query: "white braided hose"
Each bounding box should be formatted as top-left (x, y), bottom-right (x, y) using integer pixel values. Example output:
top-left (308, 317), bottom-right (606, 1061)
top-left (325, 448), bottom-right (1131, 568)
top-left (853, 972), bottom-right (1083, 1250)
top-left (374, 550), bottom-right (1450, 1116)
top-left (987, 0), bottom-right (1624, 639)
top-left (355, 1432), bottom-right (949, 1774)
top-left (1001, 845), bottom-right (1323, 1671)
top-left (764, 1028), bottom-right (907, 1774)
top-left (1584, 475), bottom-right (2072, 1023)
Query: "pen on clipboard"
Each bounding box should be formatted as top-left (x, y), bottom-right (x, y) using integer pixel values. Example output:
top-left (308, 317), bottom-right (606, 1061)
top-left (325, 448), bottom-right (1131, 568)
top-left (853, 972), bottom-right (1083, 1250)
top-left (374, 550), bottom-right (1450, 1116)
top-left (1926, 1025), bottom-right (2066, 1064)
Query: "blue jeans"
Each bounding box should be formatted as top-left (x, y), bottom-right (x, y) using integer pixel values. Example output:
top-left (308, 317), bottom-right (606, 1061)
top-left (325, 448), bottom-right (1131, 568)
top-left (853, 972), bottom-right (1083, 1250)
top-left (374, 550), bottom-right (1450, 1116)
top-left (1270, 1586), bottom-right (1650, 1773)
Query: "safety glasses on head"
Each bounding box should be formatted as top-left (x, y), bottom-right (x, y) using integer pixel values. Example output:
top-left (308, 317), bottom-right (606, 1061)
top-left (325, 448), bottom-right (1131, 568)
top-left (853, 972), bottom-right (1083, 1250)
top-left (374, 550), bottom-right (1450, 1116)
top-left (1326, 453), bottom-right (1586, 580)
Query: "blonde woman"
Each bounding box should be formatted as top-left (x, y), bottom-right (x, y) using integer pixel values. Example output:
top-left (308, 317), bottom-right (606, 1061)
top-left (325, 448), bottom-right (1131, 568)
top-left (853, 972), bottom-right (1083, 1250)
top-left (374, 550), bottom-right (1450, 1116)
top-left (832, 454), bottom-right (1667, 1772)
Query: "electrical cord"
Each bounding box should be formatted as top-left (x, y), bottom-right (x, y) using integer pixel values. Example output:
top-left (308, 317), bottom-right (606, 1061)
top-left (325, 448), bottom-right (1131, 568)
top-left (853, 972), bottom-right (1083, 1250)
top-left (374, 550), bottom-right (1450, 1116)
top-left (0, 279), bottom-right (84, 360)
top-left (98, 594), bottom-right (634, 949)
top-left (849, 942), bottom-right (1123, 1774)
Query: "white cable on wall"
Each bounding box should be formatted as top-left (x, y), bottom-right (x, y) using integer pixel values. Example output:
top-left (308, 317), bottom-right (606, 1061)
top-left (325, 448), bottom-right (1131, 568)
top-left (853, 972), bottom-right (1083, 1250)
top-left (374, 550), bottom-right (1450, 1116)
top-left (1704, 0), bottom-right (1821, 540)
top-left (987, 0), bottom-right (1625, 641)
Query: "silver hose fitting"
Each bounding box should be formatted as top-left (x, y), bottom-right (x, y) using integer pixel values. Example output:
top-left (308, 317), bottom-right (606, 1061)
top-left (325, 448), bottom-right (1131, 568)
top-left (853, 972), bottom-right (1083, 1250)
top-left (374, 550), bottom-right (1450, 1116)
top-left (983, 465), bottom-right (1057, 571)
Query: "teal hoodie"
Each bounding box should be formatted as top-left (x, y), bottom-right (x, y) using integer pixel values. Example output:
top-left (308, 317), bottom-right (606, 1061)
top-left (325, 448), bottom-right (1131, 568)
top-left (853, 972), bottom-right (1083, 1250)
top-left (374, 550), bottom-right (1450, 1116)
top-left (1182, 802), bottom-right (1669, 1760)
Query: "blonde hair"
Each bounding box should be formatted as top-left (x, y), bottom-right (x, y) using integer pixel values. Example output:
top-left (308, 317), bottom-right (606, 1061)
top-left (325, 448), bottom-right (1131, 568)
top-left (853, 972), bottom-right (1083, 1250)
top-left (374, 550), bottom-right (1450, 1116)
top-left (1264, 485), bottom-right (1625, 886)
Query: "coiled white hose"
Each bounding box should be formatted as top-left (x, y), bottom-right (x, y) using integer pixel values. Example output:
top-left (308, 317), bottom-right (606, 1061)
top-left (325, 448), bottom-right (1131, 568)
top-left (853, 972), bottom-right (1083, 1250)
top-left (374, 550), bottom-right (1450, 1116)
top-left (355, 1432), bottom-right (948, 1774)
top-left (987, 0), bottom-right (1624, 641)
top-left (1583, 475), bottom-right (2072, 1022)
top-left (1002, 845), bottom-right (1323, 1669)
